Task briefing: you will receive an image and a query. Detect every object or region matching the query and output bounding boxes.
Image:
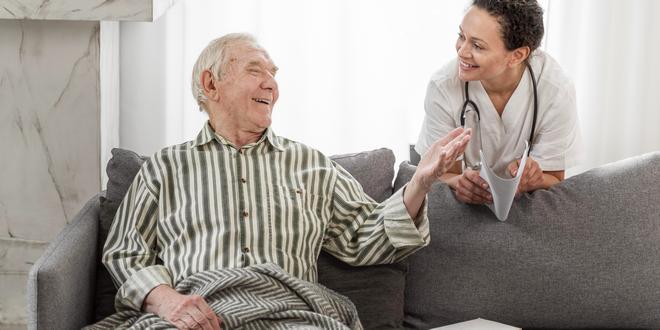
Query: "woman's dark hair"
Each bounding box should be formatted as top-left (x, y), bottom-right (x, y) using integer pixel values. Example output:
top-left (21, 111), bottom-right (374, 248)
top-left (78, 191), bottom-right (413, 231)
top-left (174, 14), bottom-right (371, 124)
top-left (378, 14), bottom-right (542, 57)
top-left (472, 0), bottom-right (544, 51)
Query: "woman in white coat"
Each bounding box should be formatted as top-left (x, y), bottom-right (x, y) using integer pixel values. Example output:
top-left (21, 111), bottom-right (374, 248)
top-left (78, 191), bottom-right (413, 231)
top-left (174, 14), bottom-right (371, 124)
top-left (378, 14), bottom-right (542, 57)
top-left (415, 0), bottom-right (580, 205)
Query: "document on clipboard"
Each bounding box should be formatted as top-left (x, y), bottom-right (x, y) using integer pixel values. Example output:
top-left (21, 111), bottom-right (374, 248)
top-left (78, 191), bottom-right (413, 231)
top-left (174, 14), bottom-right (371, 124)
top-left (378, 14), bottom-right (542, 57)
top-left (478, 142), bottom-right (529, 221)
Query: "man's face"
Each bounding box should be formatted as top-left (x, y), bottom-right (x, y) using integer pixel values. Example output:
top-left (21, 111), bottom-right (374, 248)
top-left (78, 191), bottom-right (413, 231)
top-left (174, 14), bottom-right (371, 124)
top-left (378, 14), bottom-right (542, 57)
top-left (216, 42), bottom-right (279, 131)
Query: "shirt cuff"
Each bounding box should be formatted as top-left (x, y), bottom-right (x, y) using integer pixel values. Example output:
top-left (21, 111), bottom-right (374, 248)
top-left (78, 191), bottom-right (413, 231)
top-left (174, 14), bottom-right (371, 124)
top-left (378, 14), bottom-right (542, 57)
top-left (382, 185), bottom-right (430, 248)
top-left (114, 265), bottom-right (173, 312)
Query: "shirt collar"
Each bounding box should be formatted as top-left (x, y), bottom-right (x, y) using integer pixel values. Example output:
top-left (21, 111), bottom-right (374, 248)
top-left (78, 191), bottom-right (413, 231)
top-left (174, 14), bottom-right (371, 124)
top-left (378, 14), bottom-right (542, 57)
top-left (191, 121), bottom-right (284, 152)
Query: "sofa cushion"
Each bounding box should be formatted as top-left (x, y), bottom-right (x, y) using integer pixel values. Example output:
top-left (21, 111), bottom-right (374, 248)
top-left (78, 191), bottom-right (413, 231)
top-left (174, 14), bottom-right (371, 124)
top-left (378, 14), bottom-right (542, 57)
top-left (330, 147), bottom-right (395, 203)
top-left (395, 153), bottom-right (660, 329)
top-left (98, 147), bottom-right (404, 329)
top-left (105, 148), bottom-right (148, 202)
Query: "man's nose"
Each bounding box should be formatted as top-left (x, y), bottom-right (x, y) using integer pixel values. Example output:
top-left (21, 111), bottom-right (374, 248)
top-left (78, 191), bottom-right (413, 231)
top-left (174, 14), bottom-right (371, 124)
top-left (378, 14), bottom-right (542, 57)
top-left (261, 74), bottom-right (277, 91)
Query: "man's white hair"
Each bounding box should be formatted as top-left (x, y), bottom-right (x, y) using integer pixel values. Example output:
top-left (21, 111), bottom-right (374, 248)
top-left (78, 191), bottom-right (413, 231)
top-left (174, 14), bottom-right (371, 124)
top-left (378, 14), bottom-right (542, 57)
top-left (191, 33), bottom-right (265, 112)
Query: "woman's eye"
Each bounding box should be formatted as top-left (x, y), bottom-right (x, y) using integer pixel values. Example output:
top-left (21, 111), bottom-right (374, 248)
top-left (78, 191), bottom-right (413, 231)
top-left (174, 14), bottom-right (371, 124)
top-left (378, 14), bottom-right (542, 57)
top-left (457, 33), bottom-right (465, 40)
top-left (473, 43), bottom-right (482, 50)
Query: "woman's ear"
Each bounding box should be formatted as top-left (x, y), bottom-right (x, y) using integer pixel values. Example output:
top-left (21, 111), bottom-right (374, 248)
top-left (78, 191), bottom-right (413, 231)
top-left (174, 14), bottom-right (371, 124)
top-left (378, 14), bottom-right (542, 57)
top-left (201, 70), bottom-right (219, 102)
top-left (509, 46), bottom-right (531, 67)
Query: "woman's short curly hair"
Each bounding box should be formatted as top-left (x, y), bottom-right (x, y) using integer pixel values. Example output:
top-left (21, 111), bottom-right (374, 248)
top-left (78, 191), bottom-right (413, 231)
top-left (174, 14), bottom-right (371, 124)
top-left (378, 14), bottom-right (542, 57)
top-left (472, 0), bottom-right (544, 51)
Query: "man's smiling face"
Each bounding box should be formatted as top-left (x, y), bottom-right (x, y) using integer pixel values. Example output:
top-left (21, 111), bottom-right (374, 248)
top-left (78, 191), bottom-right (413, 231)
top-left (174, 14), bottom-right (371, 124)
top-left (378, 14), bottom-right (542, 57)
top-left (216, 42), bottom-right (279, 132)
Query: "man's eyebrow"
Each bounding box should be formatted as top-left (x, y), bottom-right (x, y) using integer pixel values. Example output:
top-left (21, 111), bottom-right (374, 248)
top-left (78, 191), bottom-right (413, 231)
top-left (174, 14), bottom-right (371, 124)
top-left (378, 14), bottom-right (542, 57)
top-left (246, 60), bottom-right (278, 75)
top-left (246, 61), bottom-right (262, 68)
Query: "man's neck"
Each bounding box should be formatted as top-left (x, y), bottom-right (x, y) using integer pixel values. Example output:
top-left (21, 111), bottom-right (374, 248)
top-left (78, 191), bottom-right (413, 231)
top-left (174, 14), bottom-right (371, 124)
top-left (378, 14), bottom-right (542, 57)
top-left (209, 120), bottom-right (265, 149)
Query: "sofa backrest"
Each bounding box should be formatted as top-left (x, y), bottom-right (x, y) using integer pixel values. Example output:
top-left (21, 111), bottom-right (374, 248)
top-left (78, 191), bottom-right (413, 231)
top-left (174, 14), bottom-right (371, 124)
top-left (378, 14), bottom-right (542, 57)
top-left (394, 152), bottom-right (660, 329)
top-left (97, 147), bottom-right (407, 329)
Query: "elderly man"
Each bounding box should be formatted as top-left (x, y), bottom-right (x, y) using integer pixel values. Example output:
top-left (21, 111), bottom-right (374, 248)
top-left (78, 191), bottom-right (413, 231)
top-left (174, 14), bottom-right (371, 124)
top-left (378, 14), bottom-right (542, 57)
top-left (101, 33), bottom-right (470, 329)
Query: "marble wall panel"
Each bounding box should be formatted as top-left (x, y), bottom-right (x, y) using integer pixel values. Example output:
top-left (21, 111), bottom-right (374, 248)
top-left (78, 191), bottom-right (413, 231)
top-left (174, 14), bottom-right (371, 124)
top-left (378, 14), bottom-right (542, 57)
top-left (0, 20), bottom-right (100, 242)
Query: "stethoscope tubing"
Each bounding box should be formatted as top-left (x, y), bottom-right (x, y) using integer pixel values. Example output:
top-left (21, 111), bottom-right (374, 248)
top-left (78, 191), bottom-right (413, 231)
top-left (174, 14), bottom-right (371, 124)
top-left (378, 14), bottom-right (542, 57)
top-left (460, 62), bottom-right (538, 156)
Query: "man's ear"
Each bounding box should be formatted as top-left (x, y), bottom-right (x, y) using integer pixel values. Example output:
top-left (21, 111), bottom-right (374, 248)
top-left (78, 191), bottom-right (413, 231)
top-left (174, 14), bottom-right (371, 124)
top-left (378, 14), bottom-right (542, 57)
top-left (508, 46), bottom-right (531, 67)
top-left (201, 70), bottom-right (220, 102)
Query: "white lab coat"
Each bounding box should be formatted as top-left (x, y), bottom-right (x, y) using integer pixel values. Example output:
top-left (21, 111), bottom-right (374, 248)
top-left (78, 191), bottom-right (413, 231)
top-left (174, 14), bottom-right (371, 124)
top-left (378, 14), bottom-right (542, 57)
top-left (416, 50), bottom-right (581, 176)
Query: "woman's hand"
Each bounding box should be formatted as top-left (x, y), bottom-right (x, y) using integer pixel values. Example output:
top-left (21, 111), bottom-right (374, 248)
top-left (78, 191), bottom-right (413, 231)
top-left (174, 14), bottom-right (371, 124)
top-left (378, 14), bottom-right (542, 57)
top-left (507, 157), bottom-right (543, 194)
top-left (448, 169), bottom-right (492, 204)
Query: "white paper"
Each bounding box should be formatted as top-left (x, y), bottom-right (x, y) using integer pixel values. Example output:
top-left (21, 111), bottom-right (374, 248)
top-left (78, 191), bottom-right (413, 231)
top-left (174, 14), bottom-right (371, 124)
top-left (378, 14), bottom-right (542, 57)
top-left (430, 318), bottom-right (521, 330)
top-left (478, 142), bottom-right (529, 221)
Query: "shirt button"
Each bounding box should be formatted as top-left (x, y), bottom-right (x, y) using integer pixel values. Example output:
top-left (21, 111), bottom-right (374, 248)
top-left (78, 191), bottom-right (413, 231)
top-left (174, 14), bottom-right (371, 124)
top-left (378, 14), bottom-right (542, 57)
top-left (241, 177), bottom-right (247, 183)
top-left (295, 189), bottom-right (302, 194)
top-left (243, 247), bottom-right (250, 253)
top-left (243, 210), bottom-right (249, 217)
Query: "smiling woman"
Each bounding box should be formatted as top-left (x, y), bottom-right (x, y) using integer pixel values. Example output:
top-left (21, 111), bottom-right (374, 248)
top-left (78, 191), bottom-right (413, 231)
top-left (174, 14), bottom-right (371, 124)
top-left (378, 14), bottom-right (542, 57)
top-left (415, 0), bottom-right (580, 205)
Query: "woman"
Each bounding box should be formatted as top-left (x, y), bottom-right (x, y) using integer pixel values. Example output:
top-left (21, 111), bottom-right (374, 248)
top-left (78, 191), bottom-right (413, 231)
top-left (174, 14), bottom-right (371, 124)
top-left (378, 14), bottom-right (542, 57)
top-left (415, 0), bottom-right (580, 205)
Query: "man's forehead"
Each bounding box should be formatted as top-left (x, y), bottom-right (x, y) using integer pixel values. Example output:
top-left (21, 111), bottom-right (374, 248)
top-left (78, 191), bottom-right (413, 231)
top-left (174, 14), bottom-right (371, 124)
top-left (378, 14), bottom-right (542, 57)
top-left (227, 44), bottom-right (277, 70)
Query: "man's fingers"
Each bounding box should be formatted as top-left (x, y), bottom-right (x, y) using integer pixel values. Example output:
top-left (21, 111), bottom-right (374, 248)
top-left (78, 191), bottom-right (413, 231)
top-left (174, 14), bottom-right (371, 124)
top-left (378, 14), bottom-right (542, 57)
top-left (173, 320), bottom-right (189, 330)
top-left (437, 127), bottom-right (466, 147)
top-left (188, 308), bottom-right (211, 330)
top-left (192, 298), bottom-right (219, 330)
top-left (176, 314), bottom-right (197, 329)
top-left (215, 316), bottom-right (223, 330)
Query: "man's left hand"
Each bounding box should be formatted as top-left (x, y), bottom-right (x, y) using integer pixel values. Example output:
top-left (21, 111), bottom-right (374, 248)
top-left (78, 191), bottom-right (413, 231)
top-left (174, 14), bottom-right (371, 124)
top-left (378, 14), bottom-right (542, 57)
top-left (403, 127), bottom-right (470, 220)
top-left (414, 127), bottom-right (471, 192)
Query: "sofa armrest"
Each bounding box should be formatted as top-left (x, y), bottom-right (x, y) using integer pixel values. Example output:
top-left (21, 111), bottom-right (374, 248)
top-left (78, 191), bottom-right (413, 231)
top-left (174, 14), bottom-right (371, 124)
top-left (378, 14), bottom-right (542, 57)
top-left (27, 194), bottom-right (101, 330)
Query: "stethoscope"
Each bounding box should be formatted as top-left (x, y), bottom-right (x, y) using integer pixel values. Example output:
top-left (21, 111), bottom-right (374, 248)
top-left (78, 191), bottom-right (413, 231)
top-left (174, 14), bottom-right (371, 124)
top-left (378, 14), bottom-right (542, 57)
top-left (460, 62), bottom-right (538, 170)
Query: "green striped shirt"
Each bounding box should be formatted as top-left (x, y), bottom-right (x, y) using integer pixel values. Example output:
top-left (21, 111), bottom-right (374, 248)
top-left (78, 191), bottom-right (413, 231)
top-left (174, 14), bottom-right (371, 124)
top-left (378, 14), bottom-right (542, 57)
top-left (103, 122), bottom-right (429, 312)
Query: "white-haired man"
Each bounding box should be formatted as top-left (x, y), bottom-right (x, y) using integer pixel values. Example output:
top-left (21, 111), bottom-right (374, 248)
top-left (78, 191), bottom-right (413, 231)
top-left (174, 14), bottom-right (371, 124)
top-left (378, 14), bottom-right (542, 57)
top-left (102, 33), bottom-right (471, 329)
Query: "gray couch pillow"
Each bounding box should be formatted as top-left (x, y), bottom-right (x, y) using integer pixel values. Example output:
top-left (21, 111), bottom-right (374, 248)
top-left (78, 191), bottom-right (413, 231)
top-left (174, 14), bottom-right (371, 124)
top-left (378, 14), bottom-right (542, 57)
top-left (105, 148), bottom-right (148, 202)
top-left (330, 147), bottom-right (395, 203)
top-left (98, 147), bottom-right (405, 329)
top-left (395, 152), bottom-right (660, 329)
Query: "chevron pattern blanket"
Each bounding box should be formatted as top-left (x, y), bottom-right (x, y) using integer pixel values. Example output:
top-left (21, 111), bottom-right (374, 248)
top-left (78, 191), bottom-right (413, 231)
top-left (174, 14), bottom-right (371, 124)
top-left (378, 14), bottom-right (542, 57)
top-left (85, 263), bottom-right (362, 330)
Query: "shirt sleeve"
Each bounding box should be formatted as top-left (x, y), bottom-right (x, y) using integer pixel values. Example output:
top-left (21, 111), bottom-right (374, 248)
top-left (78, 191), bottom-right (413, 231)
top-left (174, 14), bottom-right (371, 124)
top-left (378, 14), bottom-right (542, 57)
top-left (530, 81), bottom-right (582, 171)
top-left (322, 162), bottom-right (430, 266)
top-left (102, 164), bottom-right (172, 312)
top-left (415, 79), bottom-right (460, 156)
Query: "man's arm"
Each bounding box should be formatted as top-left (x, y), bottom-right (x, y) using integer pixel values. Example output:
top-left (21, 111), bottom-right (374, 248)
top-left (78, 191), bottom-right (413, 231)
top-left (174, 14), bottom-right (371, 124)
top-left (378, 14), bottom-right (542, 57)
top-left (104, 163), bottom-right (221, 329)
top-left (322, 128), bottom-right (470, 266)
top-left (102, 169), bottom-right (173, 312)
top-left (404, 127), bottom-right (471, 218)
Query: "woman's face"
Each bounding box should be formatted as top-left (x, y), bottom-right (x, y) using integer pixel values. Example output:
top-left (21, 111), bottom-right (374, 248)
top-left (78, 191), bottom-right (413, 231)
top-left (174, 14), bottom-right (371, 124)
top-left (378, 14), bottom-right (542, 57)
top-left (455, 6), bottom-right (515, 82)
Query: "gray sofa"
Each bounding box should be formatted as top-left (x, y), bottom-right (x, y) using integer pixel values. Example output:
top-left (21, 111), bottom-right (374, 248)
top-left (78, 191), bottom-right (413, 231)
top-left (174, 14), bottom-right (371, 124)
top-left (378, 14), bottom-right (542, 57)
top-left (27, 148), bottom-right (660, 329)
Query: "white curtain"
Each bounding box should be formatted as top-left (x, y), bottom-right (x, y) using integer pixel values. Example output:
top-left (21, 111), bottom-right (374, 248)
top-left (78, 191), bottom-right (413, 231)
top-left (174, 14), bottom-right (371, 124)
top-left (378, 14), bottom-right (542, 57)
top-left (120, 0), bottom-right (660, 176)
top-left (544, 0), bottom-right (660, 174)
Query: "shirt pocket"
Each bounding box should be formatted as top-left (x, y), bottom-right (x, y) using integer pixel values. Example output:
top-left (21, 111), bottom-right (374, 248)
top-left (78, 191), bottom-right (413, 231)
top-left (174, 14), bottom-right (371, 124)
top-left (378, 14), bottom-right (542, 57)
top-left (267, 185), bottom-right (327, 247)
